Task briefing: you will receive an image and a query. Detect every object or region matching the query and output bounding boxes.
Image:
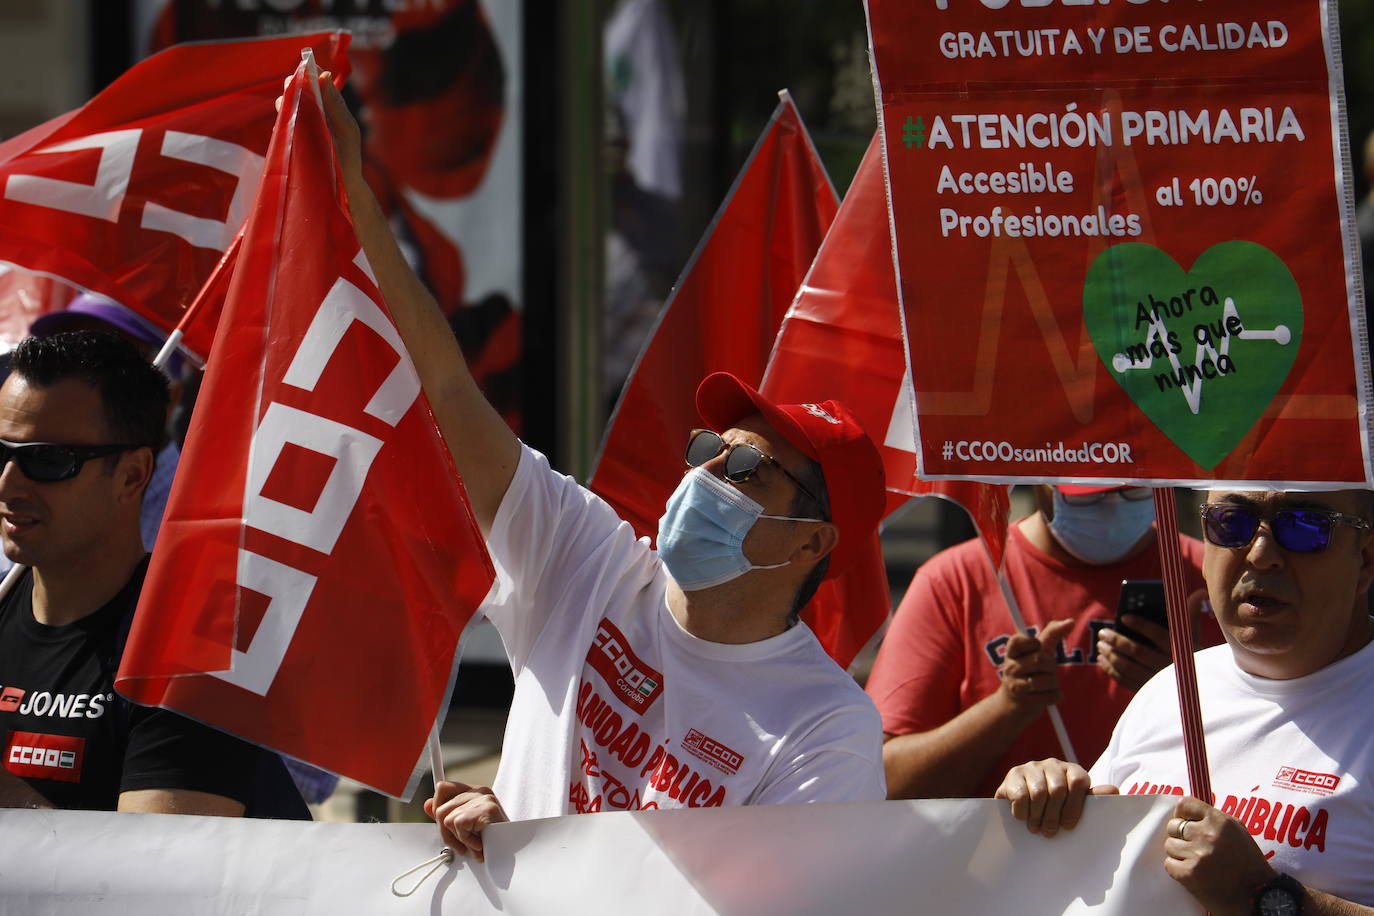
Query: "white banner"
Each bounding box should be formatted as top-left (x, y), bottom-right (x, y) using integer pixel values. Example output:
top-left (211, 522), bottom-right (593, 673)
top-left (0, 797), bottom-right (1201, 914)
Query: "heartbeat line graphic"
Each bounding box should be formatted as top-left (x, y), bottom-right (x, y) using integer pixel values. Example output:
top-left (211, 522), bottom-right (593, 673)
top-left (1110, 297), bottom-right (1291, 415)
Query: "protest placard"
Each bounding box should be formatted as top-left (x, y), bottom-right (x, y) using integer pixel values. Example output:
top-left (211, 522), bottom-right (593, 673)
top-left (866, 0), bottom-right (1371, 487)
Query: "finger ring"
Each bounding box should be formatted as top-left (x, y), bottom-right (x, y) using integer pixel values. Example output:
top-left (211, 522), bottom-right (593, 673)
top-left (1171, 818), bottom-right (1190, 840)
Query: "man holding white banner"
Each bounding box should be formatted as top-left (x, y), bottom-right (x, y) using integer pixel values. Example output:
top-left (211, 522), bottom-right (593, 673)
top-left (999, 488), bottom-right (1374, 914)
top-left (310, 74), bottom-right (888, 859)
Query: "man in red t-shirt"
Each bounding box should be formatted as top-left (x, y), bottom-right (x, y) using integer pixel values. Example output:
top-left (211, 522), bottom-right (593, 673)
top-left (867, 483), bottom-right (1215, 799)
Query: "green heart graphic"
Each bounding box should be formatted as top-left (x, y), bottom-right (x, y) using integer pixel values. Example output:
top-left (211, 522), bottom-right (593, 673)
top-left (1083, 242), bottom-right (1302, 469)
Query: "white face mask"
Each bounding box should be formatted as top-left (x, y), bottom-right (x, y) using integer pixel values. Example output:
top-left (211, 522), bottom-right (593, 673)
top-left (1047, 489), bottom-right (1156, 564)
top-left (656, 468), bottom-right (815, 591)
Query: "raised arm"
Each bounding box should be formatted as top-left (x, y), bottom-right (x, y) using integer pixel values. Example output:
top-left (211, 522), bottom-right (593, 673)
top-left (316, 72), bottom-right (520, 533)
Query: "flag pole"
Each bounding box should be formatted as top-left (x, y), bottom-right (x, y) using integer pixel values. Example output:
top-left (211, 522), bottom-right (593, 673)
top-left (152, 46), bottom-right (339, 375)
top-left (152, 329), bottom-right (187, 375)
top-left (993, 567), bottom-right (1079, 764)
top-left (1153, 487), bottom-right (1212, 802)
top-left (393, 721), bottom-right (456, 896)
top-left (152, 229), bottom-right (245, 373)
top-left (428, 722), bottom-right (446, 789)
top-left (0, 562), bottom-right (23, 602)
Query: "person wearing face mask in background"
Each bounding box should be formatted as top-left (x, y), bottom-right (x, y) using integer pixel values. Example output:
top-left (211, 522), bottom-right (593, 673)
top-left (866, 483), bottom-right (1220, 800)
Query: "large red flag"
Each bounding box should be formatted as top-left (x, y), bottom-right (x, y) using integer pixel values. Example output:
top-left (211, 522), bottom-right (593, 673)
top-left (589, 91), bottom-right (839, 536)
top-left (761, 135), bottom-right (1010, 665)
top-left (0, 32), bottom-right (351, 358)
top-left (115, 54), bottom-right (494, 799)
top-left (764, 134), bottom-right (1010, 566)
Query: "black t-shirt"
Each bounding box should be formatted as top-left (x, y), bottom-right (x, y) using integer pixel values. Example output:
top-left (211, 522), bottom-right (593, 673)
top-left (0, 561), bottom-right (307, 817)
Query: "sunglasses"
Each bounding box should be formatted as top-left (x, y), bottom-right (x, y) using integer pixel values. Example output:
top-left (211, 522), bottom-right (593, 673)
top-left (0, 438), bottom-right (137, 483)
top-left (1060, 486), bottom-right (1152, 506)
top-left (685, 429), bottom-right (821, 506)
top-left (1199, 502), bottom-right (1371, 554)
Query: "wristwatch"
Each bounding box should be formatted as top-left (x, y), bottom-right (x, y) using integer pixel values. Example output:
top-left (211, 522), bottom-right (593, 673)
top-left (1251, 873), bottom-right (1303, 916)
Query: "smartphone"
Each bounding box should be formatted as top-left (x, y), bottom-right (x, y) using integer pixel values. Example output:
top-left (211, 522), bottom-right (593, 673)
top-left (1115, 579), bottom-right (1168, 650)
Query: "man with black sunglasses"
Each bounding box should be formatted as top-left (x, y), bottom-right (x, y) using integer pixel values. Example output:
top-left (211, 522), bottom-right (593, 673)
top-left (998, 488), bottom-right (1374, 914)
top-left (309, 74), bottom-right (888, 862)
top-left (0, 331), bottom-right (306, 818)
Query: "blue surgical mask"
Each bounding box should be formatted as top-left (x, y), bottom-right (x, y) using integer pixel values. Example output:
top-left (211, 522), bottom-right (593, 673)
top-left (1047, 490), bottom-right (1156, 565)
top-left (657, 468), bottom-right (813, 591)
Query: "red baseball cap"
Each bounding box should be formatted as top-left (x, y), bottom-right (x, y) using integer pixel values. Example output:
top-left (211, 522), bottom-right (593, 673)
top-left (695, 372), bottom-right (886, 579)
top-left (1055, 483), bottom-right (1133, 496)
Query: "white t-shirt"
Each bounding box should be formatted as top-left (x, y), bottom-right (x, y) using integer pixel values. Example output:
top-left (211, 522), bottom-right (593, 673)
top-left (1091, 641), bottom-right (1374, 906)
top-left (483, 446), bottom-right (885, 820)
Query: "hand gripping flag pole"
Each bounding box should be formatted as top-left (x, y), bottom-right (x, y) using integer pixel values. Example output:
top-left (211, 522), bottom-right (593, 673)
top-left (918, 488), bottom-right (1078, 762)
top-left (922, 483), bottom-right (1078, 763)
top-left (388, 721), bottom-right (455, 897)
top-left (943, 489), bottom-right (1079, 761)
top-left (989, 558), bottom-right (1078, 765)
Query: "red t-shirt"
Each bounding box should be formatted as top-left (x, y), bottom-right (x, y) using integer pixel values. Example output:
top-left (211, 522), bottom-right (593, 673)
top-left (866, 523), bottom-right (1212, 796)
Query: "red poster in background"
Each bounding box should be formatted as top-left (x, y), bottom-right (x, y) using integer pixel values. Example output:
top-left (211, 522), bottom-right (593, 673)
top-left (590, 93), bottom-right (838, 538)
top-left (763, 135), bottom-right (1011, 570)
top-left (0, 32), bottom-right (350, 360)
top-left (143, 0), bottom-right (526, 431)
top-left (116, 57), bottom-right (494, 799)
top-left (867, 0), bottom-right (1371, 487)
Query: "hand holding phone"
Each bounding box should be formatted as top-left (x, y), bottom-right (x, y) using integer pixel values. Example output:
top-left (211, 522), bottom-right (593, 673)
top-left (1115, 579), bottom-right (1168, 651)
top-left (1097, 579), bottom-right (1173, 691)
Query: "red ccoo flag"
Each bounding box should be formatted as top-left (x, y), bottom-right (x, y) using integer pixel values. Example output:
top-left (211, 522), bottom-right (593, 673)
top-left (590, 91), bottom-right (839, 538)
top-left (0, 32), bottom-right (351, 358)
top-left (765, 135), bottom-right (1009, 563)
top-left (762, 135), bottom-right (1010, 663)
top-left (115, 53), bottom-right (494, 799)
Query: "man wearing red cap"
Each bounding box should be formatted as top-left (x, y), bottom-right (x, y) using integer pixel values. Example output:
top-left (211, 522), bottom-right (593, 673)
top-left (868, 483), bottom-right (1213, 800)
top-left (315, 77), bottom-right (887, 861)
